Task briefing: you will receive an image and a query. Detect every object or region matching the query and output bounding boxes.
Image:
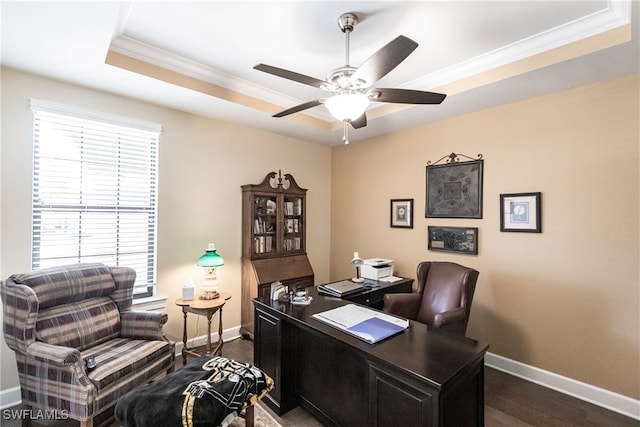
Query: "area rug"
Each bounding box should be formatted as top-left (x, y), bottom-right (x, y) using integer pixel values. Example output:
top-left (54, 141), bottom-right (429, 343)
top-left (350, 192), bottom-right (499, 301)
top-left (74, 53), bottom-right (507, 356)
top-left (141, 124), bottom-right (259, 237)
top-left (227, 403), bottom-right (281, 427)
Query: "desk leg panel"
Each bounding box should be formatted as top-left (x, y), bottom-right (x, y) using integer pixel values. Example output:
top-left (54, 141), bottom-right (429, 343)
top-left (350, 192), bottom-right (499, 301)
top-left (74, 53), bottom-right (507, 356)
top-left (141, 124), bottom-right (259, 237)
top-left (296, 327), bottom-right (369, 427)
top-left (369, 363), bottom-right (437, 427)
top-left (254, 308), bottom-right (297, 415)
top-left (440, 359), bottom-right (485, 427)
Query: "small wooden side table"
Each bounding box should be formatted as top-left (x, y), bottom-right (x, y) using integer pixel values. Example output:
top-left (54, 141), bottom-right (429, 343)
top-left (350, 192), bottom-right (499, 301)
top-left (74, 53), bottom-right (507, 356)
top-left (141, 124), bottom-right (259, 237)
top-left (175, 292), bottom-right (231, 365)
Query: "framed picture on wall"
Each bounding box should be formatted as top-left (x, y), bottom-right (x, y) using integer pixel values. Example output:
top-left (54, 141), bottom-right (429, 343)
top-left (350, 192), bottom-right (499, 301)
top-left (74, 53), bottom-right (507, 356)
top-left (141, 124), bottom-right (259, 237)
top-left (500, 192), bottom-right (542, 232)
top-left (426, 158), bottom-right (483, 218)
top-left (390, 199), bottom-right (413, 228)
top-left (427, 226), bottom-right (478, 255)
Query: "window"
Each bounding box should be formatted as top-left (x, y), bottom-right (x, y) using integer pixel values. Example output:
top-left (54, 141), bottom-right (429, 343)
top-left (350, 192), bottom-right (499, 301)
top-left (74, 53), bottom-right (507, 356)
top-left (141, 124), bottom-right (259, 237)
top-left (30, 99), bottom-right (161, 298)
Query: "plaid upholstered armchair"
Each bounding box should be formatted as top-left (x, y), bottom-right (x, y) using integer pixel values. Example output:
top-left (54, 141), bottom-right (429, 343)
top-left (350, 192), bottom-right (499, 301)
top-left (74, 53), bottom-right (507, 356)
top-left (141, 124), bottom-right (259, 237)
top-left (1, 263), bottom-right (175, 427)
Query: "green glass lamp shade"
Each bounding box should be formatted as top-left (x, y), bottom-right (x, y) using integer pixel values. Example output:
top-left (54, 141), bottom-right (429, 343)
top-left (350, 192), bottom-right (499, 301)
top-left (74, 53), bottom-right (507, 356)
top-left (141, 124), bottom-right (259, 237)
top-left (197, 243), bottom-right (224, 267)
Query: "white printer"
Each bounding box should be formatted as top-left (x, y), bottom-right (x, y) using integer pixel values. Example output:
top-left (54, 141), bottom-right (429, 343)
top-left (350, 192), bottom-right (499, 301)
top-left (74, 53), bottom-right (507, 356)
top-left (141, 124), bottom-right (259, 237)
top-left (361, 258), bottom-right (394, 280)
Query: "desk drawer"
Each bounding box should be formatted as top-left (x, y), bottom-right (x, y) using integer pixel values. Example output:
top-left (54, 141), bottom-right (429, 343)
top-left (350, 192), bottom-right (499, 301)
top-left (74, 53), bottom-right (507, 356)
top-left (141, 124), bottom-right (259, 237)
top-left (347, 281), bottom-right (414, 309)
top-left (348, 292), bottom-right (385, 307)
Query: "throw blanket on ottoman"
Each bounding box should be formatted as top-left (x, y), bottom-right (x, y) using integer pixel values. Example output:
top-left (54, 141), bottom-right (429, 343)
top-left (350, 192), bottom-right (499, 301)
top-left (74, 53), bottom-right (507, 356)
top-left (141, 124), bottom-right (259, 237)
top-left (115, 355), bottom-right (274, 427)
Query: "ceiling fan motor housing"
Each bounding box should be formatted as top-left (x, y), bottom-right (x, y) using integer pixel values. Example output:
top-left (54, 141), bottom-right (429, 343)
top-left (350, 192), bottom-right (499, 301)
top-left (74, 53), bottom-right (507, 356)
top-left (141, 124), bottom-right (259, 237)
top-left (325, 66), bottom-right (367, 92)
top-left (337, 13), bottom-right (358, 33)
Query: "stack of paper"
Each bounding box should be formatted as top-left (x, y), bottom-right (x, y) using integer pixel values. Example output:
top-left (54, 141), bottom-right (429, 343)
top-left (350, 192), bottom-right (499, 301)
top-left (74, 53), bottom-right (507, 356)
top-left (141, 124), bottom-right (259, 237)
top-left (312, 304), bottom-right (409, 344)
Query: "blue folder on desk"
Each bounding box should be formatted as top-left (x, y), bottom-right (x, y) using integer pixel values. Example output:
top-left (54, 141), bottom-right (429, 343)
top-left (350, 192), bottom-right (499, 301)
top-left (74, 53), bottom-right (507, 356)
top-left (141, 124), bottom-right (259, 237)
top-left (313, 304), bottom-right (408, 344)
top-left (347, 317), bottom-right (406, 343)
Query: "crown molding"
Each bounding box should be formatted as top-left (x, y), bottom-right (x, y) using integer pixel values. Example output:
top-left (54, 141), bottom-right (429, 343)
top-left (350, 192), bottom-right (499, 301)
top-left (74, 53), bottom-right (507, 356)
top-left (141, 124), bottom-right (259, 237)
top-left (108, 35), bottom-right (337, 119)
top-left (107, 1), bottom-right (631, 122)
top-left (411, 0), bottom-right (631, 91)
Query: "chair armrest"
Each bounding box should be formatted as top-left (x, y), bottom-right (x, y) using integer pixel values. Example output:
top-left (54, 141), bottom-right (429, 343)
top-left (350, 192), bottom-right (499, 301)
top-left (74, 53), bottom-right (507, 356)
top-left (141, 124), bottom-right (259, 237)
top-left (120, 311), bottom-right (168, 340)
top-left (26, 342), bottom-right (94, 389)
top-left (382, 293), bottom-right (422, 320)
top-left (433, 307), bottom-right (466, 328)
top-left (27, 341), bottom-right (82, 366)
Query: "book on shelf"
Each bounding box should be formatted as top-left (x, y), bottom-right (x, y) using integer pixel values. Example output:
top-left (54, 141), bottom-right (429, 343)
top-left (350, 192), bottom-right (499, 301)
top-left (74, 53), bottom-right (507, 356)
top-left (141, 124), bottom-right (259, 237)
top-left (254, 236), bottom-right (274, 253)
top-left (284, 199), bottom-right (302, 216)
top-left (312, 304), bottom-right (409, 344)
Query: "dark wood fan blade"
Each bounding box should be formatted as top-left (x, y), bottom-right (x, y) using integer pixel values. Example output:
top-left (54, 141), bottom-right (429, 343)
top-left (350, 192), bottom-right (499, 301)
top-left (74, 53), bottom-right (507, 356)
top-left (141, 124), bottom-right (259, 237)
top-left (351, 36), bottom-right (418, 85)
top-left (273, 99), bottom-right (323, 117)
top-left (254, 64), bottom-right (328, 89)
top-left (350, 113), bottom-right (367, 129)
top-left (371, 88), bottom-right (446, 104)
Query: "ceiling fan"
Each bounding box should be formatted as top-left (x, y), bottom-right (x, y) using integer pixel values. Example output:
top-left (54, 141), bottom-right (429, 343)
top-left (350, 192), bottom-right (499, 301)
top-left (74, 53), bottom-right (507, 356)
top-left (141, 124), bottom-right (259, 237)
top-left (254, 12), bottom-right (447, 143)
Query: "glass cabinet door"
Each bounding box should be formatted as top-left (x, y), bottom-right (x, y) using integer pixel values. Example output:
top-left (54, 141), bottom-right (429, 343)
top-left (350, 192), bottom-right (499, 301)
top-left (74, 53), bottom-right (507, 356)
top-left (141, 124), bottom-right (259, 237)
top-left (253, 195), bottom-right (277, 255)
top-left (283, 196), bottom-right (303, 253)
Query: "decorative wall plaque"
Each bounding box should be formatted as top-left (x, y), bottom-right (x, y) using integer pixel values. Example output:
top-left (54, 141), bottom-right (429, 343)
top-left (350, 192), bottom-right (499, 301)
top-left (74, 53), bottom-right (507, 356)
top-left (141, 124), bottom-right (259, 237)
top-left (426, 153), bottom-right (483, 218)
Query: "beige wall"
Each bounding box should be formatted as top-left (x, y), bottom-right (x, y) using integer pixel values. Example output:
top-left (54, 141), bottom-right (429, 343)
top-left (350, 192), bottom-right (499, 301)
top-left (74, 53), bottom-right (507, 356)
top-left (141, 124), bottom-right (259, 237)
top-left (0, 68), bottom-right (332, 391)
top-left (330, 74), bottom-right (639, 399)
top-left (1, 66), bottom-right (638, 403)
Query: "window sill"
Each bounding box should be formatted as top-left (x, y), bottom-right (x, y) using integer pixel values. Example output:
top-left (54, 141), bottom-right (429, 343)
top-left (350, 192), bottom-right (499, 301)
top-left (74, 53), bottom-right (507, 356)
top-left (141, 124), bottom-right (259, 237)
top-left (132, 295), bottom-right (168, 311)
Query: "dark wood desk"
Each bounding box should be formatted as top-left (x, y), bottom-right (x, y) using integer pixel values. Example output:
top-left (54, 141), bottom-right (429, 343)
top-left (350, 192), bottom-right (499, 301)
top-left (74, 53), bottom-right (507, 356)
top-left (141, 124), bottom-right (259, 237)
top-left (253, 286), bottom-right (489, 427)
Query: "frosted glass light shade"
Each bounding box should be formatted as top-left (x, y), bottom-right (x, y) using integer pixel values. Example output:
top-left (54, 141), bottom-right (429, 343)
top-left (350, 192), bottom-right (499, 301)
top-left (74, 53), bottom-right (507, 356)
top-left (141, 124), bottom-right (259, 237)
top-left (325, 93), bottom-right (370, 122)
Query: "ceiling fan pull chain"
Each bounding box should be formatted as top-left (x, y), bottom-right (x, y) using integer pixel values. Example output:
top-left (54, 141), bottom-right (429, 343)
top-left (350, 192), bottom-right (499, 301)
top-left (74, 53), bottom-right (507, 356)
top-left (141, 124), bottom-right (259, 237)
top-left (343, 121), bottom-right (350, 144)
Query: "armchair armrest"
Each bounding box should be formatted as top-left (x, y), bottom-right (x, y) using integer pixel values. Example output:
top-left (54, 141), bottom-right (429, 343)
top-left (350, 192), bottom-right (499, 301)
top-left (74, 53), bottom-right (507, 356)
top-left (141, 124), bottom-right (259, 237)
top-left (120, 311), bottom-right (168, 340)
top-left (382, 293), bottom-right (422, 320)
top-left (24, 342), bottom-right (95, 408)
top-left (433, 307), bottom-right (466, 328)
top-left (27, 341), bottom-right (82, 366)
top-left (26, 341), bottom-right (94, 390)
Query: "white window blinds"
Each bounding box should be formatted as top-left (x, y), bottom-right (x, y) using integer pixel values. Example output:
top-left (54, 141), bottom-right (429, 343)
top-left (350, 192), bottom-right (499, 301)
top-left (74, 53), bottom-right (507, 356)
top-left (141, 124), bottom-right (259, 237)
top-left (30, 99), bottom-right (161, 298)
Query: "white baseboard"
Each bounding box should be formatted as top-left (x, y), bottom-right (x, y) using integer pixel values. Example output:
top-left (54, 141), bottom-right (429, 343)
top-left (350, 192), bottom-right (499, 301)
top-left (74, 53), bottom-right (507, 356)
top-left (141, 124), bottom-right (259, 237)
top-left (485, 352), bottom-right (640, 421)
top-left (3, 341), bottom-right (637, 421)
top-left (174, 325), bottom-right (242, 357)
top-left (0, 386), bottom-right (21, 410)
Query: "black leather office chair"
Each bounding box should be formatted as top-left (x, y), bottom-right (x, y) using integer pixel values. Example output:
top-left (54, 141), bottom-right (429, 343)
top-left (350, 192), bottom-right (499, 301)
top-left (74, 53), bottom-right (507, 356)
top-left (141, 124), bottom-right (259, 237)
top-left (382, 261), bottom-right (479, 336)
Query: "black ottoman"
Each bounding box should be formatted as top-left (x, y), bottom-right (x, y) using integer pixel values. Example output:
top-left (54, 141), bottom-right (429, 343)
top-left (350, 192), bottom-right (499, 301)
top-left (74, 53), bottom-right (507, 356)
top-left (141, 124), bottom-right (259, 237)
top-left (115, 355), bottom-right (274, 427)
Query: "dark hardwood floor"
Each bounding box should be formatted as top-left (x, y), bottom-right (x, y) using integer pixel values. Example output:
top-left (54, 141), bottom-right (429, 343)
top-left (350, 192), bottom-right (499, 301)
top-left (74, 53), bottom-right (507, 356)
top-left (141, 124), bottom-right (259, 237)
top-left (4, 338), bottom-right (637, 426)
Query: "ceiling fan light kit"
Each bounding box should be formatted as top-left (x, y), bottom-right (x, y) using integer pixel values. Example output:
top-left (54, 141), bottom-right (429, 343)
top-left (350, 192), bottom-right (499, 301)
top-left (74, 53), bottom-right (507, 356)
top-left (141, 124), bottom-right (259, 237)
top-left (324, 93), bottom-right (370, 122)
top-left (254, 12), bottom-right (446, 143)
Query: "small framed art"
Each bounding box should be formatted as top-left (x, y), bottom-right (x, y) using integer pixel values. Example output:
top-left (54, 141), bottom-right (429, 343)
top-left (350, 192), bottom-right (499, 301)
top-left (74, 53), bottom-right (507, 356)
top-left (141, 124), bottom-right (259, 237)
top-left (427, 226), bottom-right (478, 255)
top-left (500, 192), bottom-right (542, 233)
top-left (390, 199), bottom-right (413, 228)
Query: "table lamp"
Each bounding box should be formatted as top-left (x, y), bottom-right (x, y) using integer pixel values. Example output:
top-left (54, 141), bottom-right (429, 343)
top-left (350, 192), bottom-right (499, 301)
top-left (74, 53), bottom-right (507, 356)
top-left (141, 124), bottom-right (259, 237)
top-left (197, 243), bottom-right (224, 300)
top-left (351, 251), bottom-right (365, 283)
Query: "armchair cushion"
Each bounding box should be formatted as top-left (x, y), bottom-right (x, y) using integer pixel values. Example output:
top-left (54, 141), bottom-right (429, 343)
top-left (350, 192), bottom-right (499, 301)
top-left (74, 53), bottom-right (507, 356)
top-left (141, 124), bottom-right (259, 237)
top-left (82, 338), bottom-right (175, 392)
top-left (36, 296), bottom-right (120, 351)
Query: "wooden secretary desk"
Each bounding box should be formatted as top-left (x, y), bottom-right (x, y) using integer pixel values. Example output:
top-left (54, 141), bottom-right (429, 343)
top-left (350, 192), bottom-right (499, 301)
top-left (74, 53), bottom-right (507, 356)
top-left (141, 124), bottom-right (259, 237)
top-left (240, 171), bottom-right (314, 339)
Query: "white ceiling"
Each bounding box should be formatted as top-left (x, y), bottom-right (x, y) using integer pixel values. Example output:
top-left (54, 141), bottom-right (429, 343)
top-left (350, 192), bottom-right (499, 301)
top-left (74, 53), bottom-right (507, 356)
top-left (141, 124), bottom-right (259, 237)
top-left (2, 1), bottom-right (638, 146)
